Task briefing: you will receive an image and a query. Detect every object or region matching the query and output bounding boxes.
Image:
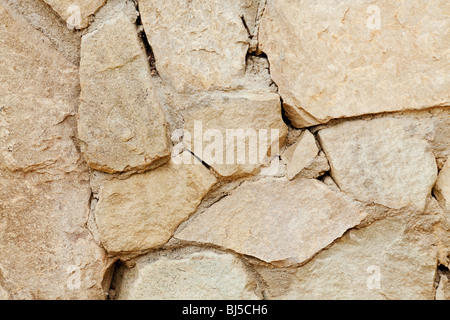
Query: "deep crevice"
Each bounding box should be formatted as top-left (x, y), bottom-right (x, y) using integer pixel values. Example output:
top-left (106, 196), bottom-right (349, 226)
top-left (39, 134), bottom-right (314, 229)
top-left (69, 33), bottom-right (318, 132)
top-left (134, 1), bottom-right (158, 76)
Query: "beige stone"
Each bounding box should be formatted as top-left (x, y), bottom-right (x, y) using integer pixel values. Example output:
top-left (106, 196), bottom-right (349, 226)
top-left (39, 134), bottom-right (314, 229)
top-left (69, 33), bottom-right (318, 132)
top-left (434, 159), bottom-right (450, 212)
top-left (294, 151), bottom-right (330, 179)
top-left (115, 250), bottom-right (259, 300)
top-left (94, 152), bottom-right (217, 253)
top-left (318, 118), bottom-right (437, 211)
top-left (139, 0), bottom-right (258, 93)
top-left (78, 3), bottom-right (170, 174)
top-left (436, 273), bottom-right (450, 300)
top-left (260, 0), bottom-right (450, 127)
top-left (257, 215), bottom-right (438, 299)
top-left (4, 0), bottom-right (81, 65)
top-left (43, 0), bottom-right (106, 29)
top-left (182, 91), bottom-right (288, 179)
top-left (0, 3), bottom-right (106, 299)
top-left (176, 178), bottom-right (364, 267)
top-left (281, 130), bottom-right (319, 180)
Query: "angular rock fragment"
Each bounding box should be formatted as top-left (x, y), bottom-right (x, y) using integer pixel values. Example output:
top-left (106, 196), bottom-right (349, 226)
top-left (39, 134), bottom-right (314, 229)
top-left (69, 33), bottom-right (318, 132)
top-left (318, 118), bottom-right (437, 211)
top-left (94, 152), bottom-right (217, 253)
top-left (78, 2), bottom-right (170, 173)
top-left (257, 215), bottom-right (438, 299)
top-left (434, 159), bottom-right (450, 212)
top-left (293, 151), bottom-right (330, 180)
top-left (436, 273), bottom-right (450, 300)
top-left (182, 91), bottom-right (288, 178)
top-left (176, 178), bottom-right (364, 266)
top-left (281, 130), bottom-right (319, 180)
top-left (115, 250), bottom-right (259, 300)
top-left (139, 0), bottom-right (258, 93)
top-left (42, 0), bottom-right (106, 29)
top-left (260, 0), bottom-right (450, 127)
top-left (0, 2), bottom-right (106, 299)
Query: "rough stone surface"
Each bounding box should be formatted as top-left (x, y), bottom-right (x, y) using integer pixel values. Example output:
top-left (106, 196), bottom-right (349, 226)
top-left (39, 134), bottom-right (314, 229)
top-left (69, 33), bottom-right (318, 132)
top-left (436, 273), bottom-right (450, 300)
top-left (0, 2), bottom-right (106, 299)
top-left (257, 214), bottom-right (438, 299)
top-left (1, 0), bottom-right (448, 301)
top-left (94, 152), bottom-right (217, 253)
top-left (293, 151), bottom-right (330, 179)
top-left (176, 178), bottom-right (364, 266)
top-left (43, 0), bottom-right (106, 29)
top-left (281, 130), bottom-right (319, 180)
top-left (139, 0), bottom-right (258, 93)
top-left (115, 250), bottom-right (259, 300)
top-left (4, 0), bottom-right (81, 65)
top-left (260, 0), bottom-right (450, 127)
top-left (78, 2), bottom-right (170, 174)
top-left (318, 118), bottom-right (437, 211)
top-left (182, 91), bottom-right (288, 178)
top-left (434, 159), bottom-right (450, 212)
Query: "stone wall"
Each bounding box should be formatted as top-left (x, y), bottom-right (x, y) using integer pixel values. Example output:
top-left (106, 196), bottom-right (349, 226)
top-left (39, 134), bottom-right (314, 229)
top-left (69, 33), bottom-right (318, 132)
top-left (0, 0), bottom-right (449, 300)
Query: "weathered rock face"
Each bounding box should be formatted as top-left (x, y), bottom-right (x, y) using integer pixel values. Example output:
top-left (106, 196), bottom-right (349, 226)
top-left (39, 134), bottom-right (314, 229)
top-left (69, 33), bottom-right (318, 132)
top-left (115, 250), bottom-right (259, 300)
top-left (260, 0), bottom-right (450, 127)
top-left (318, 118), bottom-right (438, 211)
top-left (94, 152), bottom-right (217, 253)
top-left (257, 214), bottom-right (439, 300)
top-left (42, 0), bottom-right (106, 29)
top-left (182, 91), bottom-right (287, 178)
top-left (0, 2), bottom-right (106, 299)
top-left (1, 0), bottom-right (449, 301)
top-left (139, 0), bottom-right (258, 93)
top-left (78, 1), bottom-right (170, 174)
top-left (176, 178), bottom-right (364, 266)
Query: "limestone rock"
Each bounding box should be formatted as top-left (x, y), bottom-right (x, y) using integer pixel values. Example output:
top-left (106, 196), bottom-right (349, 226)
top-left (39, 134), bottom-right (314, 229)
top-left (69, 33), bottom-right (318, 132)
top-left (259, 0), bottom-right (450, 127)
top-left (43, 0), bottom-right (106, 29)
top-left (318, 118), bottom-right (437, 211)
top-left (294, 151), bottom-right (330, 179)
top-left (139, 0), bottom-right (258, 93)
top-left (115, 250), bottom-right (259, 300)
top-left (4, 0), bottom-right (81, 65)
top-left (78, 3), bottom-right (170, 174)
top-left (436, 273), bottom-right (450, 300)
top-left (182, 91), bottom-right (288, 179)
top-left (257, 215), bottom-right (438, 299)
top-left (94, 152), bottom-right (217, 253)
top-left (176, 178), bottom-right (364, 267)
top-left (434, 159), bottom-right (450, 212)
top-left (281, 130), bottom-right (319, 180)
top-left (0, 3), bottom-right (106, 299)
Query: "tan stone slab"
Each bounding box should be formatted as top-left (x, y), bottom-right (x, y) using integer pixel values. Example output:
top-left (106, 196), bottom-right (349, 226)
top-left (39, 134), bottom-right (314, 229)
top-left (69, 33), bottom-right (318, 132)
top-left (176, 178), bottom-right (364, 266)
top-left (318, 118), bottom-right (437, 211)
top-left (260, 0), bottom-right (450, 127)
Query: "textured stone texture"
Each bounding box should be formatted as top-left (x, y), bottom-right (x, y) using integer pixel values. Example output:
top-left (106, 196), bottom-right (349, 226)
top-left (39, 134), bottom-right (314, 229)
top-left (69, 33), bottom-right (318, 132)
top-left (95, 152), bottom-right (217, 253)
top-left (4, 0), bottom-right (81, 65)
top-left (1, 0), bottom-right (448, 301)
top-left (115, 250), bottom-right (259, 300)
top-left (0, 2), bottom-right (106, 299)
top-left (281, 130), bottom-right (319, 180)
top-left (436, 273), bottom-right (450, 300)
top-left (260, 0), bottom-right (450, 127)
top-left (176, 178), bottom-right (364, 266)
top-left (78, 2), bottom-right (170, 174)
top-left (182, 91), bottom-right (288, 178)
top-left (43, 0), bottom-right (106, 29)
top-left (257, 214), bottom-right (438, 299)
top-left (318, 118), bottom-right (437, 211)
top-left (139, 0), bottom-right (258, 93)
top-left (434, 159), bottom-right (450, 212)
